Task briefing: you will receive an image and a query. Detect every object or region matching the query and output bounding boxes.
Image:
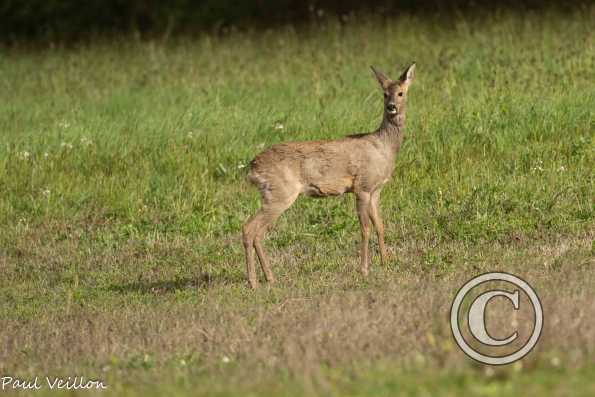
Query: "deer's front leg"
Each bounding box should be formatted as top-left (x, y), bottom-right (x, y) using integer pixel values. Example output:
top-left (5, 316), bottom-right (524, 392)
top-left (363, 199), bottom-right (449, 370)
top-left (369, 189), bottom-right (387, 266)
top-left (356, 192), bottom-right (371, 276)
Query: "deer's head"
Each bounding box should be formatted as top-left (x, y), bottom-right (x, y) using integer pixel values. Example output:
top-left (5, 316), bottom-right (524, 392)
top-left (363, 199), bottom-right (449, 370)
top-left (371, 63), bottom-right (415, 120)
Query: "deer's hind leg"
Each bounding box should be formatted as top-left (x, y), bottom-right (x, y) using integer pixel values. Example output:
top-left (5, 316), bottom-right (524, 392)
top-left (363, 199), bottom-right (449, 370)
top-left (243, 183), bottom-right (299, 288)
top-left (242, 212), bottom-right (259, 289)
top-left (254, 194), bottom-right (297, 283)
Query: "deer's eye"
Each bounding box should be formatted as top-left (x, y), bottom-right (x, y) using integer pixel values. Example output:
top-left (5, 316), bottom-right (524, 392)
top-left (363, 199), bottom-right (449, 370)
top-left (398, 92), bottom-right (403, 97)
top-left (383, 92), bottom-right (389, 99)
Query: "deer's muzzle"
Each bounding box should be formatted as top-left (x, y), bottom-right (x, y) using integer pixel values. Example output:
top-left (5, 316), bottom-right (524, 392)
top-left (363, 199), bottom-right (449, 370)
top-left (386, 103), bottom-right (397, 115)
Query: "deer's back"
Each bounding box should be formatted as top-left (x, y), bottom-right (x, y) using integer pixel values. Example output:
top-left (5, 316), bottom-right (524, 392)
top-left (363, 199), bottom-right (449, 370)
top-left (248, 135), bottom-right (394, 198)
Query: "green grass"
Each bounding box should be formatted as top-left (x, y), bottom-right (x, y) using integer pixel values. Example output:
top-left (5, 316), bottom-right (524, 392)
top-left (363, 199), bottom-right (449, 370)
top-left (0, 7), bottom-right (594, 397)
top-left (31, 363), bottom-right (592, 397)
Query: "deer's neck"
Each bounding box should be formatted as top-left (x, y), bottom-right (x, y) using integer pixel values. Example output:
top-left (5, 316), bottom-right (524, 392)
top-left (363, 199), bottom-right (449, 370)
top-left (377, 113), bottom-right (405, 153)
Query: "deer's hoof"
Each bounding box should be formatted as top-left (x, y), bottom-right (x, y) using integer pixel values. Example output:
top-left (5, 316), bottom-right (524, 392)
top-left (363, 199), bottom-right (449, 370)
top-left (380, 253), bottom-right (390, 266)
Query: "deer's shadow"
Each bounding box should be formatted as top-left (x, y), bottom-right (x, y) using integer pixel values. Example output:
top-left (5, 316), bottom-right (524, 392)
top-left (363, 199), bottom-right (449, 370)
top-left (107, 272), bottom-right (243, 294)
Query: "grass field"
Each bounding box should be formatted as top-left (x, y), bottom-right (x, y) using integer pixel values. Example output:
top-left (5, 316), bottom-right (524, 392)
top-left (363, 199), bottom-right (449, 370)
top-left (1, 6), bottom-right (594, 396)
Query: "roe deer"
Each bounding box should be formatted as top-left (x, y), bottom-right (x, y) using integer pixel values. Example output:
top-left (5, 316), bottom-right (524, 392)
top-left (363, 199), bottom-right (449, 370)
top-left (242, 63), bottom-right (416, 288)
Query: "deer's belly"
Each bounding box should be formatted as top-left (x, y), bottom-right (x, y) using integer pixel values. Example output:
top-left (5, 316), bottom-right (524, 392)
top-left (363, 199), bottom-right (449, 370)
top-left (302, 177), bottom-right (353, 197)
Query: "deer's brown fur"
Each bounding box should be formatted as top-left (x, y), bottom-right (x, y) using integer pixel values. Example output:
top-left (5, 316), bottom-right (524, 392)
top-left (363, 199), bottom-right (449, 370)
top-left (242, 63), bottom-right (416, 288)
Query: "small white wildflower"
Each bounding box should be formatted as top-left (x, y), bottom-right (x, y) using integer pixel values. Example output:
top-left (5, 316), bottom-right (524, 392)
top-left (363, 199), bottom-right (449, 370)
top-left (187, 131), bottom-right (194, 139)
top-left (257, 143), bottom-right (265, 149)
top-left (221, 356), bottom-right (231, 364)
top-left (274, 122), bottom-right (284, 131)
top-left (413, 352), bottom-right (425, 367)
top-left (530, 159), bottom-right (544, 173)
top-left (18, 151), bottom-right (31, 160)
top-left (484, 367), bottom-right (495, 377)
top-left (550, 356), bottom-right (561, 367)
top-left (61, 142), bottom-right (73, 150)
top-left (58, 120), bottom-right (71, 129)
top-left (41, 188), bottom-right (51, 198)
top-left (43, 152), bottom-right (49, 159)
top-left (80, 137), bottom-right (92, 147)
top-left (237, 162), bottom-right (246, 169)
top-left (558, 165), bottom-right (566, 172)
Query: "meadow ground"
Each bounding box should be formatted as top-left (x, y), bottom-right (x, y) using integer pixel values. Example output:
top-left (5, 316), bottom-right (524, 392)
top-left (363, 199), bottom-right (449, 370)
top-left (0, 6), bottom-right (594, 396)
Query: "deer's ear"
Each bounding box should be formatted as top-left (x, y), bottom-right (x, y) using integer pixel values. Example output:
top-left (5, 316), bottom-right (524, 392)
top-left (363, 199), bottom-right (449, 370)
top-left (398, 62), bottom-right (416, 86)
top-left (371, 66), bottom-right (391, 89)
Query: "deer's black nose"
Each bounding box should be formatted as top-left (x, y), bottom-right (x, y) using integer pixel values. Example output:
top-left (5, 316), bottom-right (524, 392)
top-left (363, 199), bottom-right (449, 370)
top-left (386, 103), bottom-right (397, 113)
